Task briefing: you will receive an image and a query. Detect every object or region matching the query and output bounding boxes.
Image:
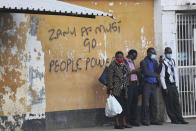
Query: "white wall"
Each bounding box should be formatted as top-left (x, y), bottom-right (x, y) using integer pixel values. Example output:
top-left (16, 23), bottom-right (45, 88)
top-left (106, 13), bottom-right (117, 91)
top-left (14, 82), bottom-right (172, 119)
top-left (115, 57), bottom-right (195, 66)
top-left (154, 0), bottom-right (163, 56)
top-left (154, 0), bottom-right (196, 122)
top-left (154, 0), bottom-right (196, 61)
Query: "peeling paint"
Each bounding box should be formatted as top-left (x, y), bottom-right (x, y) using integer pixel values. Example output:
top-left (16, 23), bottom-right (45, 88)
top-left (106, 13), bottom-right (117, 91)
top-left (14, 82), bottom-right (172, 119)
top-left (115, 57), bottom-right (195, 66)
top-left (109, 9), bottom-right (113, 13)
top-left (141, 26), bottom-right (144, 34)
top-left (0, 66), bottom-right (5, 80)
top-left (94, 2), bottom-right (98, 5)
top-left (0, 13), bottom-right (29, 130)
top-left (109, 2), bottom-right (114, 6)
top-left (140, 26), bottom-right (152, 55)
top-left (25, 29), bottom-right (46, 120)
top-left (0, 66), bottom-right (5, 75)
top-left (1, 85), bottom-right (27, 130)
top-left (6, 29), bottom-right (16, 36)
top-left (0, 13), bottom-right (46, 130)
top-left (135, 1), bottom-right (144, 6)
top-left (11, 13), bottom-right (27, 28)
top-left (0, 39), bottom-right (6, 53)
top-left (8, 65), bottom-right (14, 72)
top-left (1, 85), bottom-right (27, 116)
top-left (30, 16), bottom-right (39, 36)
top-left (11, 45), bottom-right (18, 56)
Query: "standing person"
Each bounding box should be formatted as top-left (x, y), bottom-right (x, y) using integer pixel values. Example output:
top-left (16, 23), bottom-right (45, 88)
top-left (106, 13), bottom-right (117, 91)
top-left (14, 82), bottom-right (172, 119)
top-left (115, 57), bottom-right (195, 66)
top-left (160, 47), bottom-right (189, 124)
top-left (140, 48), bottom-right (162, 126)
top-left (107, 51), bottom-right (132, 129)
top-left (124, 49), bottom-right (140, 126)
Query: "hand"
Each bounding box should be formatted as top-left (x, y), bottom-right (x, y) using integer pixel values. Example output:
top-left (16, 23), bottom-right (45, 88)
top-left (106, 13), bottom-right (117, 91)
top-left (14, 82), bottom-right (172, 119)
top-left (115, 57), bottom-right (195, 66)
top-left (156, 74), bottom-right (160, 78)
top-left (110, 90), bottom-right (113, 95)
top-left (131, 68), bottom-right (140, 74)
top-left (159, 55), bottom-right (163, 64)
top-left (135, 68), bottom-right (141, 72)
top-left (137, 81), bottom-right (140, 86)
top-left (163, 89), bottom-right (168, 95)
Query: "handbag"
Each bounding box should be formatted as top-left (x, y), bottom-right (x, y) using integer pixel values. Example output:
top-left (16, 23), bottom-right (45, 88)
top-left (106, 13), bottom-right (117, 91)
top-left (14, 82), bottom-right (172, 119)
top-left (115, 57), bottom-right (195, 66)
top-left (98, 66), bottom-right (108, 86)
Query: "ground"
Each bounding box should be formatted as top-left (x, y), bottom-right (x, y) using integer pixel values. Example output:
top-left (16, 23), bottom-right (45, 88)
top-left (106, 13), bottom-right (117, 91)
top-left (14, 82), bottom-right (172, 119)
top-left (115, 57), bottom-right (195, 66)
top-left (56, 119), bottom-right (196, 131)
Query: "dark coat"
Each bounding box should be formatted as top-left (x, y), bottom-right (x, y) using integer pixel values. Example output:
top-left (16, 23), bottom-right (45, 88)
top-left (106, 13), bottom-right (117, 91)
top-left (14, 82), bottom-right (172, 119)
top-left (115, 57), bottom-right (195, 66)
top-left (107, 60), bottom-right (130, 98)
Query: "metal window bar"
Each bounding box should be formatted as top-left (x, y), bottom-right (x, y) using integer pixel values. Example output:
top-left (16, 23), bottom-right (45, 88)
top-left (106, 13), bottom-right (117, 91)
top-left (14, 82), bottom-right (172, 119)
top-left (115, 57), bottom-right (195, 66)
top-left (176, 13), bottom-right (196, 118)
top-left (194, 16), bottom-right (196, 116)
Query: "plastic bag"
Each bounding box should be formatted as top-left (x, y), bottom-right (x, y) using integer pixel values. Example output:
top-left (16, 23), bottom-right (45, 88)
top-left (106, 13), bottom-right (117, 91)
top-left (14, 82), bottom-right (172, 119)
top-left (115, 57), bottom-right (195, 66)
top-left (105, 95), bottom-right (122, 117)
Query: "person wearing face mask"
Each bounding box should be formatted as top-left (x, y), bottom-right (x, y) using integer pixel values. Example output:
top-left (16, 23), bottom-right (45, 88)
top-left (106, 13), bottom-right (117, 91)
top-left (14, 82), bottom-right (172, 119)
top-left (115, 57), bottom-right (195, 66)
top-left (160, 47), bottom-right (189, 124)
top-left (107, 51), bottom-right (132, 129)
top-left (140, 48), bottom-right (162, 126)
top-left (124, 50), bottom-right (141, 126)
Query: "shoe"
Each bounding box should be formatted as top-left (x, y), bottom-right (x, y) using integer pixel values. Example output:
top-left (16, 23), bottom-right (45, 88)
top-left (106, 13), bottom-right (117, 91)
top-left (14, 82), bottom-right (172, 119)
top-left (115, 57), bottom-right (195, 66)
top-left (180, 120), bottom-right (189, 124)
top-left (151, 121), bottom-right (163, 125)
top-left (114, 125), bottom-right (124, 129)
top-left (171, 121), bottom-right (180, 124)
top-left (142, 122), bottom-right (150, 126)
top-left (131, 121), bottom-right (140, 126)
top-left (123, 124), bottom-right (132, 128)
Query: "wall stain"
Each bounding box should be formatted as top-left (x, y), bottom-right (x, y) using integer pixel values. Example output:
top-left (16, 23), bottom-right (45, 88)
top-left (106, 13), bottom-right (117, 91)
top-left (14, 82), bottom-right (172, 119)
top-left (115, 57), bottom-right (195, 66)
top-left (30, 16), bottom-right (40, 36)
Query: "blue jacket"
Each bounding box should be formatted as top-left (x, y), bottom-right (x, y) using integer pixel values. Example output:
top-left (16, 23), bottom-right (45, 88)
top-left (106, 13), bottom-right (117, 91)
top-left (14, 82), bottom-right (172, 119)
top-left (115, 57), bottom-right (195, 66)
top-left (140, 57), bottom-right (159, 84)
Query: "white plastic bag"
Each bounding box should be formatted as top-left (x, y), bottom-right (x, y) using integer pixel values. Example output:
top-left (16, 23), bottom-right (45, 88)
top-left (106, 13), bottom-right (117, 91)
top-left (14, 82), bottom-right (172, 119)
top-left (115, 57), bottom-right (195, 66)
top-left (105, 95), bottom-right (123, 117)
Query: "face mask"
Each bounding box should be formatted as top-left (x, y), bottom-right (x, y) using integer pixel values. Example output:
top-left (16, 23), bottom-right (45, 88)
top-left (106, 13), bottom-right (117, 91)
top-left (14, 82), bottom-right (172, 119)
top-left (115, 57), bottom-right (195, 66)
top-left (150, 54), bottom-right (156, 59)
top-left (116, 59), bottom-right (123, 63)
top-left (166, 54), bottom-right (172, 59)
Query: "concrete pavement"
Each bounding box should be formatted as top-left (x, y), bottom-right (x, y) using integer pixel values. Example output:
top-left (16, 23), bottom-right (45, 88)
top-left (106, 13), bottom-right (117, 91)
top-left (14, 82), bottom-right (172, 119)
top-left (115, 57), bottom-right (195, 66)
top-left (55, 119), bottom-right (196, 131)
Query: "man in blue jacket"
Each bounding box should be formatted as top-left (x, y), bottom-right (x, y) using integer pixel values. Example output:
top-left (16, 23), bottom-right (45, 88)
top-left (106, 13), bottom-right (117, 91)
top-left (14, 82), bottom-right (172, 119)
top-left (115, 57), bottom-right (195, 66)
top-left (140, 48), bottom-right (162, 126)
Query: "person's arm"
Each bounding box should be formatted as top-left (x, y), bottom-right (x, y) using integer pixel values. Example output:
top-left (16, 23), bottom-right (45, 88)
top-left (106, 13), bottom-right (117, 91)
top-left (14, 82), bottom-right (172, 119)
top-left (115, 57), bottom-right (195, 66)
top-left (141, 60), bottom-right (159, 78)
top-left (174, 61), bottom-right (179, 88)
top-left (124, 59), bottom-right (131, 75)
top-left (160, 63), bottom-right (167, 89)
top-left (158, 60), bottom-right (163, 74)
top-left (130, 68), bottom-right (140, 74)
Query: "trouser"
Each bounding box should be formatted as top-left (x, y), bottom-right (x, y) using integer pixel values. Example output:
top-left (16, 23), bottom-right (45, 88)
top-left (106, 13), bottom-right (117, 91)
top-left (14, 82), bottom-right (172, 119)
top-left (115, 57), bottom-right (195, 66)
top-left (114, 89), bottom-right (127, 117)
top-left (127, 82), bottom-right (139, 123)
top-left (162, 84), bottom-right (184, 122)
top-left (142, 83), bottom-right (158, 123)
